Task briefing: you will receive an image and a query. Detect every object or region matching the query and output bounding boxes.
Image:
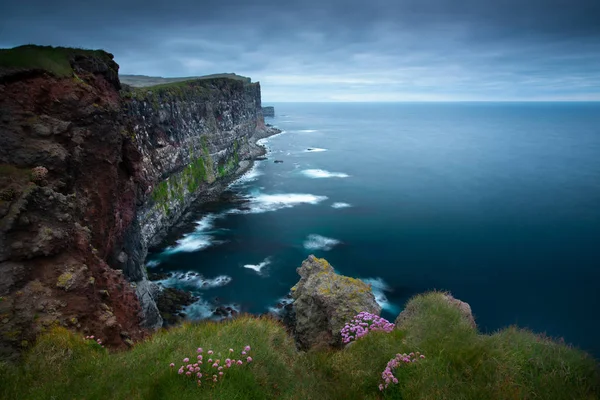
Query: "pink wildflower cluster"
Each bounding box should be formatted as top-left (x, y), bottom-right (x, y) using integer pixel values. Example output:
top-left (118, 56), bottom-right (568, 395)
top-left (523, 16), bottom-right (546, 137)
top-left (378, 352), bottom-right (425, 391)
top-left (340, 312), bottom-right (394, 344)
top-left (83, 335), bottom-right (105, 348)
top-left (171, 345), bottom-right (253, 386)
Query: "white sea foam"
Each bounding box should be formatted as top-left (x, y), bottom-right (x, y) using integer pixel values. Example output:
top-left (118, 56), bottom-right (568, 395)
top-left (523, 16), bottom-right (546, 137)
top-left (363, 277), bottom-right (398, 313)
top-left (297, 129), bottom-right (317, 133)
top-left (331, 202), bottom-right (352, 209)
top-left (146, 259), bottom-right (161, 268)
top-left (267, 296), bottom-right (295, 315)
top-left (243, 257), bottom-right (271, 274)
top-left (159, 271), bottom-right (232, 290)
top-left (231, 163), bottom-right (263, 186)
top-left (301, 169), bottom-right (350, 179)
top-left (303, 234), bottom-right (341, 251)
top-left (183, 299), bottom-right (214, 320)
top-left (230, 192), bottom-right (328, 214)
top-left (304, 148), bottom-right (328, 152)
top-left (163, 214), bottom-right (222, 254)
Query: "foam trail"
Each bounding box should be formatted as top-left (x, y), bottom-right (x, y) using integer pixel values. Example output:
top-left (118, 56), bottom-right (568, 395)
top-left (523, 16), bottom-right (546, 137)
top-left (301, 169), bottom-right (350, 179)
top-left (331, 202), bottom-right (352, 209)
top-left (158, 272), bottom-right (232, 290)
top-left (231, 163), bottom-right (263, 186)
top-left (267, 296), bottom-right (295, 315)
top-left (183, 299), bottom-right (214, 320)
top-left (162, 214), bottom-right (222, 254)
top-left (363, 278), bottom-right (398, 313)
top-left (146, 259), bottom-right (161, 268)
top-left (243, 257), bottom-right (271, 274)
top-left (303, 234), bottom-right (341, 251)
top-left (297, 129), bottom-right (317, 133)
top-left (304, 148), bottom-right (328, 152)
top-left (230, 192), bottom-right (328, 214)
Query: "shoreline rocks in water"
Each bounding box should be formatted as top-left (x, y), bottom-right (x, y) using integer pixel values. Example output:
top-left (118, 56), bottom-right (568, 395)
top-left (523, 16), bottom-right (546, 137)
top-left (155, 287), bottom-right (197, 327)
top-left (274, 159), bottom-right (284, 163)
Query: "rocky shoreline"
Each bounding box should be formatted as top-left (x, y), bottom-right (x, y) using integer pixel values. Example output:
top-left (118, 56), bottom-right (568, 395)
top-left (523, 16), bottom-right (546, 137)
top-left (144, 124), bottom-right (281, 325)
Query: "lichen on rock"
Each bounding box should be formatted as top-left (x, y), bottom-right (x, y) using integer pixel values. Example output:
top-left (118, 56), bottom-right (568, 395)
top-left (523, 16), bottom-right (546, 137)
top-left (290, 255), bottom-right (381, 350)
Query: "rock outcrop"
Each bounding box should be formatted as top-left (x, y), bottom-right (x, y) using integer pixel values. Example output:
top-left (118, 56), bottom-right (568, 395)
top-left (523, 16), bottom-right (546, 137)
top-left (290, 255), bottom-right (381, 350)
top-left (0, 45), bottom-right (278, 359)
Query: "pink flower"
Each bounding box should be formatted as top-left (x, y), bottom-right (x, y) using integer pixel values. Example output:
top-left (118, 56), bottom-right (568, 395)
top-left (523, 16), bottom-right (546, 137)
top-left (197, 380), bottom-right (202, 385)
top-left (247, 357), bottom-right (252, 363)
top-left (208, 350), bottom-right (214, 355)
top-left (183, 358), bottom-right (189, 363)
top-left (208, 359), bottom-right (213, 363)
top-left (218, 366), bottom-right (223, 371)
top-left (197, 373), bottom-right (202, 378)
top-left (237, 360), bottom-right (243, 365)
top-left (186, 371), bottom-right (191, 376)
top-left (420, 354), bottom-right (426, 359)
top-left (241, 351), bottom-right (246, 355)
top-left (197, 348), bottom-right (203, 353)
top-left (244, 345), bottom-right (251, 352)
top-left (219, 372), bottom-right (223, 376)
top-left (90, 336), bottom-right (95, 339)
top-left (169, 363), bottom-right (175, 368)
top-left (197, 355), bottom-right (203, 360)
top-left (178, 368), bottom-right (184, 375)
top-left (212, 363), bottom-right (218, 368)
top-left (379, 384), bottom-right (384, 391)
top-left (193, 363), bottom-right (198, 368)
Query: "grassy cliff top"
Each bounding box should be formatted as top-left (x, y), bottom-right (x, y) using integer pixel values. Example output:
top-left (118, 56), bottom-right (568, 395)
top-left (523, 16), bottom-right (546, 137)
top-left (1, 292), bottom-right (598, 400)
top-left (120, 73), bottom-right (251, 88)
top-left (0, 45), bottom-right (113, 77)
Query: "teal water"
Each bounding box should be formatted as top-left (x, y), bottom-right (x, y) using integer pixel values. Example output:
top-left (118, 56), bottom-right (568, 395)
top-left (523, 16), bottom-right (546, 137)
top-left (148, 102), bottom-right (600, 357)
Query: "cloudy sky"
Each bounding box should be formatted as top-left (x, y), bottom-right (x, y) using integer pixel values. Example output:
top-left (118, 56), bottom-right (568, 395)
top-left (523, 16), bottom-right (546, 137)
top-left (1, 0), bottom-right (599, 101)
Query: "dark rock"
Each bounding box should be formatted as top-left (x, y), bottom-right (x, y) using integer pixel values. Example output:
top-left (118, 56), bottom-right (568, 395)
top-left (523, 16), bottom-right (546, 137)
top-left (274, 160), bottom-right (284, 163)
top-left (254, 156), bottom-right (268, 161)
top-left (155, 287), bottom-right (196, 327)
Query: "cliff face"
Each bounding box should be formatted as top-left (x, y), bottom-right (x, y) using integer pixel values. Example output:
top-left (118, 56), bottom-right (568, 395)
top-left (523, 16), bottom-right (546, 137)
top-left (0, 46), bottom-right (274, 359)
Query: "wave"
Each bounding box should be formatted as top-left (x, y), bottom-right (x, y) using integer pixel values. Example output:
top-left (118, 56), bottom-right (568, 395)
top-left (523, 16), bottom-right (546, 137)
top-left (301, 169), bottom-right (350, 179)
top-left (243, 257), bottom-right (271, 274)
top-left (230, 192), bottom-right (328, 214)
top-left (231, 163), bottom-right (263, 186)
top-left (363, 277), bottom-right (398, 313)
top-left (267, 296), bottom-right (295, 315)
top-left (146, 259), bottom-right (161, 268)
top-left (331, 202), bottom-right (352, 209)
top-left (182, 299), bottom-right (215, 320)
top-left (304, 148), bottom-right (328, 152)
top-left (303, 234), bottom-right (341, 251)
top-left (158, 271), bottom-right (232, 290)
top-left (162, 214), bottom-right (224, 254)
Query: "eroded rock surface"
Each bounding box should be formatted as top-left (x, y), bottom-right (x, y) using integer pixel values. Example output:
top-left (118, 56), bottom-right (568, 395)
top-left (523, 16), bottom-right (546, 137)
top-left (290, 255), bottom-right (381, 350)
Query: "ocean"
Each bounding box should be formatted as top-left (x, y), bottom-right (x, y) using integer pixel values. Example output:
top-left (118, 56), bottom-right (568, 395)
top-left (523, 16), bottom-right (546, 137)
top-left (146, 102), bottom-right (600, 358)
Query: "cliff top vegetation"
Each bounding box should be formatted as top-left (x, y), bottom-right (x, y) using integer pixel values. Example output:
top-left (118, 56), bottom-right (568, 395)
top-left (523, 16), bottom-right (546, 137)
top-left (0, 45), bottom-right (113, 77)
top-left (1, 292), bottom-right (598, 400)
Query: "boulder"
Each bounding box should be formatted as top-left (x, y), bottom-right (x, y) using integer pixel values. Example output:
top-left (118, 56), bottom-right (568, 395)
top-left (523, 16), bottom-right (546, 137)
top-left (291, 255), bottom-right (381, 350)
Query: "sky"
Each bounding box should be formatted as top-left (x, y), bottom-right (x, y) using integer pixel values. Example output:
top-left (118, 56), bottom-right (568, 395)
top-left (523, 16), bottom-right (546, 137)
top-left (1, 0), bottom-right (599, 102)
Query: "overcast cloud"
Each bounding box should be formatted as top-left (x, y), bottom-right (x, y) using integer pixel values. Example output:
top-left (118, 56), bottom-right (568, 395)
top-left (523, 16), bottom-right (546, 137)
top-left (1, 0), bottom-right (599, 101)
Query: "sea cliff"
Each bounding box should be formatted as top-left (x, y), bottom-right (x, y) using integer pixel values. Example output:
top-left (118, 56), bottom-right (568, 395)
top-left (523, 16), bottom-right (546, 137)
top-left (0, 45), bottom-right (278, 359)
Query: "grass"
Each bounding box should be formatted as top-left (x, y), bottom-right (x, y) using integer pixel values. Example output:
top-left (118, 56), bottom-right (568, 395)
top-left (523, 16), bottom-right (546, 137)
top-left (120, 73), bottom-right (251, 88)
top-left (0, 45), bottom-right (112, 77)
top-left (0, 293), bottom-right (598, 400)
